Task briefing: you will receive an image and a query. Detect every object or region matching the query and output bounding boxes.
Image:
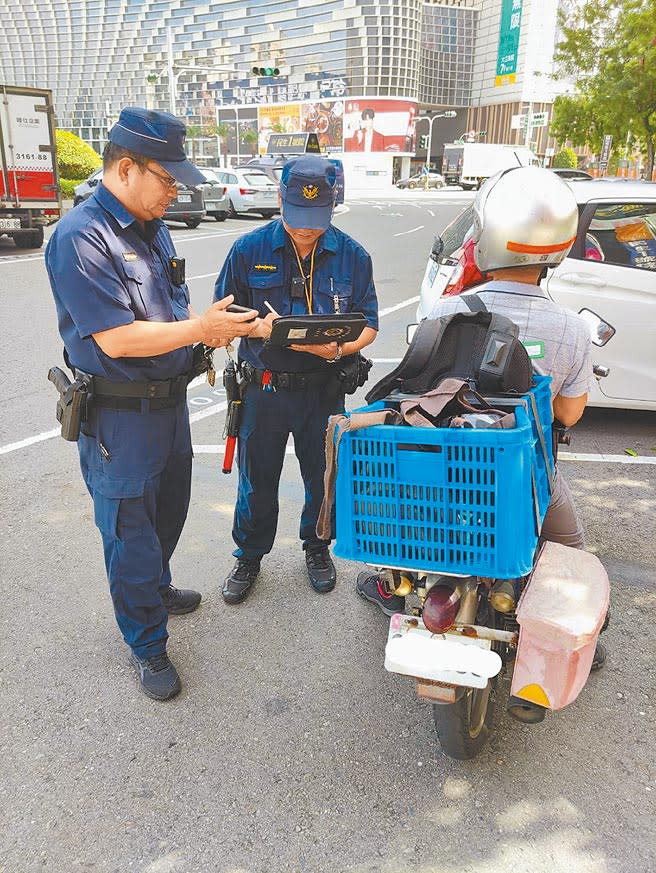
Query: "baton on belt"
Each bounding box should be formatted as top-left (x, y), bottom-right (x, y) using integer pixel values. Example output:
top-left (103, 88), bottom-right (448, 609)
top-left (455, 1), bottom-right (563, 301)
top-left (222, 358), bottom-right (242, 474)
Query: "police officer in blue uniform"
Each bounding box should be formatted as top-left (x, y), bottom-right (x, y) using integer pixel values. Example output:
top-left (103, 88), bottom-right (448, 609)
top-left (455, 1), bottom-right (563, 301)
top-left (214, 155), bottom-right (379, 603)
top-left (45, 108), bottom-right (258, 700)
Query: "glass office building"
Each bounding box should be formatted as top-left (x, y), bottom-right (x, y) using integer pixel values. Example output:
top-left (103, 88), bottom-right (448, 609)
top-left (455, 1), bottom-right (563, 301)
top-left (0, 0), bottom-right (568, 168)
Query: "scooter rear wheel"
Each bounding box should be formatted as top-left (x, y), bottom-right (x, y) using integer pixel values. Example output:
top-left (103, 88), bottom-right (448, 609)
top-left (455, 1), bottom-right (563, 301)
top-left (432, 680), bottom-right (496, 760)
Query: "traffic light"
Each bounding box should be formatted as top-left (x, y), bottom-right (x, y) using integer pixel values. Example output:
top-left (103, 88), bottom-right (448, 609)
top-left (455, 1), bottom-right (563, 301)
top-left (252, 65), bottom-right (280, 76)
top-left (419, 134), bottom-right (429, 149)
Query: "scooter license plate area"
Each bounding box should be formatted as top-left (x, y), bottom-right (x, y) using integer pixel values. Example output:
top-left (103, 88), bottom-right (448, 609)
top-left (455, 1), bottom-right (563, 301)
top-left (384, 614), bottom-right (502, 689)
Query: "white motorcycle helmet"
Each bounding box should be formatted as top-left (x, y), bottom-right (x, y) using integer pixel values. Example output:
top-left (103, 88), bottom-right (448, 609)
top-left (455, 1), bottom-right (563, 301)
top-left (472, 166), bottom-right (578, 272)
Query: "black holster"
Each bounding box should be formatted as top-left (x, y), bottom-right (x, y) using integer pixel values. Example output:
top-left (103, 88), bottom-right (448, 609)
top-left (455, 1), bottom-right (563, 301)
top-left (334, 353), bottom-right (373, 395)
top-left (48, 367), bottom-right (92, 441)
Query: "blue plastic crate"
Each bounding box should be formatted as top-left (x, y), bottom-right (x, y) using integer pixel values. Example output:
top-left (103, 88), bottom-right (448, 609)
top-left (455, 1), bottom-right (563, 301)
top-left (333, 376), bottom-right (553, 579)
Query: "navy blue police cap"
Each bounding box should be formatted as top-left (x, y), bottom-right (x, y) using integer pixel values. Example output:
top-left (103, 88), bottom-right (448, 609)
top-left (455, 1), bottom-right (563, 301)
top-left (279, 156), bottom-right (337, 230)
top-left (108, 107), bottom-right (205, 187)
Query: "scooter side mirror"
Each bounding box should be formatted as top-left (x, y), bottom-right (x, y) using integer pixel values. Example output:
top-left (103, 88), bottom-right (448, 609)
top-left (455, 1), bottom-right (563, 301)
top-left (578, 307), bottom-right (616, 347)
top-left (430, 236), bottom-right (444, 260)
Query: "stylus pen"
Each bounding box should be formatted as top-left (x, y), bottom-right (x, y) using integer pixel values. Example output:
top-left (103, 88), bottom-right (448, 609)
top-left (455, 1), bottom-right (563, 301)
top-left (263, 300), bottom-right (280, 316)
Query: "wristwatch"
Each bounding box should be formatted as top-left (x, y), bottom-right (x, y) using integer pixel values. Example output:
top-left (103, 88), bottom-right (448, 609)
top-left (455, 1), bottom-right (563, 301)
top-left (326, 343), bottom-right (344, 364)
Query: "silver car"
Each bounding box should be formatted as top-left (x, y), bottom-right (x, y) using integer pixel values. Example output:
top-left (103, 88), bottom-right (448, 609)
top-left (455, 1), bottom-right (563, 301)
top-left (212, 167), bottom-right (279, 219)
top-left (199, 168), bottom-right (229, 222)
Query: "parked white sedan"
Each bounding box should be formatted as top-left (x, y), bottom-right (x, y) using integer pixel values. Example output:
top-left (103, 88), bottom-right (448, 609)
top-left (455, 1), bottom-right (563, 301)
top-left (416, 179), bottom-right (656, 411)
top-left (212, 167), bottom-right (279, 219)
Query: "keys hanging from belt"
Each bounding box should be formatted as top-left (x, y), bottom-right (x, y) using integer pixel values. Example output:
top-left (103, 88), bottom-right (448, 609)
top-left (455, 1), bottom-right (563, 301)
top-left (204, 345), bottom-right (216, 387)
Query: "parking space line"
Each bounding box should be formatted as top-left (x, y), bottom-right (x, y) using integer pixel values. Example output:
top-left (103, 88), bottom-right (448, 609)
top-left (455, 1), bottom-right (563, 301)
top-left (393, 225), bottom-right (424, 236)
top-left (559, 452), bottom-right (656, 465)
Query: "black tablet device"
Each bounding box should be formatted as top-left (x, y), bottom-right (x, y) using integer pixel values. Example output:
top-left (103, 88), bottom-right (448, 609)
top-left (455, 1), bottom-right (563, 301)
top-left (268, 313), bottom-right (367, 347)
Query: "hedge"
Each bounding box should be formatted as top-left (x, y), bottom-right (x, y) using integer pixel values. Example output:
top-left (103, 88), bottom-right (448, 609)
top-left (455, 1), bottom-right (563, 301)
top-left (59, 178), bottom-right (84, 199)
top-left (56, 130), bottom-right (102, 180)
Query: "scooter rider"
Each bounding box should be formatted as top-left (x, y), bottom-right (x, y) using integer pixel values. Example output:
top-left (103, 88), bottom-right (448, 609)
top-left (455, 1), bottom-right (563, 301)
top-left (356, 166), bottom-right (607, 670)
top-left (214, 155), bottom-right (378, 603)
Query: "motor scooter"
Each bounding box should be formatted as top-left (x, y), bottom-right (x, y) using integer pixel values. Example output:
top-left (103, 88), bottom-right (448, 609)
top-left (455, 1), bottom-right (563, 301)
top-left (333, 349), bottom-right (611, 760)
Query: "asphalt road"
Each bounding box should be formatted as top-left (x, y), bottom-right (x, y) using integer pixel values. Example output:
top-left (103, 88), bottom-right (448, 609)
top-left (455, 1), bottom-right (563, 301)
top-left (1, 192), bottom-right (655, 873)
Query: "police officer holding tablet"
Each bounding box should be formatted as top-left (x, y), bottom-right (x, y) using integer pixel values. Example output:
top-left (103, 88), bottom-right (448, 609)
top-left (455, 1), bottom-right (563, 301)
top-left (214, 155), bottom-right (378, 603)
top-left (45, 107), bottom-right (258, 700)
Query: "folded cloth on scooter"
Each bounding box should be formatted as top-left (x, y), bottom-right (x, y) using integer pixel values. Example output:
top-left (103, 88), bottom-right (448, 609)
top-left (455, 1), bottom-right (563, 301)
top-left (400, 377), bottom-right (467, 427)
top-left (400, 377), bottom-right (516, 429)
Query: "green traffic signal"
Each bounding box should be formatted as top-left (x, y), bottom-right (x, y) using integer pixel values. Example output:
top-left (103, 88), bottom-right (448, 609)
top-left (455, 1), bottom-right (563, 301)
top-left (252, 65), bottom-right (280, 76)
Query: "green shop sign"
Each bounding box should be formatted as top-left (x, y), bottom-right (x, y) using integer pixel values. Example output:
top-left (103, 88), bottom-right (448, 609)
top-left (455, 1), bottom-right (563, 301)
top-left (495, 0), bottom-right (524, 86)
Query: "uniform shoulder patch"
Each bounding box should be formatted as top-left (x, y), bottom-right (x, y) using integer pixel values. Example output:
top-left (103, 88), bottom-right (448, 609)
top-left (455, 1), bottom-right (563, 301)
top-left (122, 252), bottom-right (138, 262)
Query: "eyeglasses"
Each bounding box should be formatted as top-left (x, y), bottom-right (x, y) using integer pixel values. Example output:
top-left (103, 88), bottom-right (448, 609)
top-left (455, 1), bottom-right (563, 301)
top-left (144, 164), bottom-right (178, 191)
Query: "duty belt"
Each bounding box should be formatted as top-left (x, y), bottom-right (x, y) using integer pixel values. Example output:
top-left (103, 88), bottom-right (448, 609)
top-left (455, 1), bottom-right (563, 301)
top-left (78, 372), bottom-right (188, 411)
top-left (240, 363), bottom-right (335, 391)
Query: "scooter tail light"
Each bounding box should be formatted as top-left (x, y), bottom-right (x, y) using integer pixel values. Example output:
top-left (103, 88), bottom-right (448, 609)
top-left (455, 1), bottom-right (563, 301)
top-left (422, 585), bottom-right (461, 634)
top-left (490, 579), bottom-right (516, 613)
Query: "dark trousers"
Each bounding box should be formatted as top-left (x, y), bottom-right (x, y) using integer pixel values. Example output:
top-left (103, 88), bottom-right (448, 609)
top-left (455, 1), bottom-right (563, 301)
top-left (233, 382), bottom-right (345, 559)
top-left (79, 403), bottom-right (192, 658)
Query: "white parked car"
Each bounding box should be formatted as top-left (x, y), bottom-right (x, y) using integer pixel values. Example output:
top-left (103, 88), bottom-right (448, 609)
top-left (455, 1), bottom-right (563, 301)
top-left (211, 167), bottom-right (279, 219)
top-left (198, 168), bottom-right (229, 221)
top-left (417, 179), bottom-right (656, 411)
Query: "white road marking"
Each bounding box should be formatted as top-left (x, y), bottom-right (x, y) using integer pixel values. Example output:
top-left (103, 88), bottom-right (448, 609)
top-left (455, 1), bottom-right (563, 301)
top-left (393, 225), bottom-right (424, 236)
top-left (0, 253), bottom-right (46, 264)
top-left (187, 272), bottom-right (218, 282)
top-left (559, 452), bottom-right (656, 465)
top-left (0, 228), bottom-right (244, 267)
top-left (379, 297), bottom-right (419, 317)
top-left (0, 428), bottom-right (60, 455)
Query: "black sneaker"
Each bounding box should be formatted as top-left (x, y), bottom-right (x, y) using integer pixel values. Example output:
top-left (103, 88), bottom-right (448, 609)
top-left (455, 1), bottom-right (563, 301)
top-left (591, 640), bottom-right (607, 672)
top-left (356, 571), bottom-right (406, 617)
top-left (161, 585), bottom-right (202, 615)
top-left (222, 558), bottom-right (261, 604)
top-left (129, 652), bottom-right (181, 701)
top-left (305, 547), bottom-right (336, 593)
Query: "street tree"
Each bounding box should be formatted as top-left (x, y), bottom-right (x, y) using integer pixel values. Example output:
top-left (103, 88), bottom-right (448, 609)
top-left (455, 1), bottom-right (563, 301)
top-left (552, 147), bottom-right (578, 169)
top-left (552, 0), bottom-right (656, 177)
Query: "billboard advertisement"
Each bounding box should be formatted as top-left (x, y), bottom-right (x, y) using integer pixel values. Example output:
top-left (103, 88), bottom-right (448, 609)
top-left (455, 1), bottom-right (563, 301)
top-left (495, 0), bottom-right (524, 86)
top-left (343, 99), bottom-right (416, 154)
top-left (258, 103), bottom-right (301, 154)
top-left (300, 100), bottom-right (344, 153)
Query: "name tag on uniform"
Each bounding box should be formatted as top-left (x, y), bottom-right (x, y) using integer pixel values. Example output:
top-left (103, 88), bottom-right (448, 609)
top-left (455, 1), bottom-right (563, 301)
top-left (122, 252), bottom-right (139, 262)
top-left (523, 340), bottom-right (545, 360)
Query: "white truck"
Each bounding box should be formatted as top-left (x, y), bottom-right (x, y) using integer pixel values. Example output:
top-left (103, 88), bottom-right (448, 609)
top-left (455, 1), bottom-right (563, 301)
top-left (0, 85), bottom-right (61, 249)
top-left (443, 142), bottom-right (540, 190)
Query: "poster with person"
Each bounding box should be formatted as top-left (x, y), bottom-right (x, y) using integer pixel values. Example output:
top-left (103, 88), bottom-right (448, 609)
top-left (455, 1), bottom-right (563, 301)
top-left (343, 99), bottom-right (417, 153)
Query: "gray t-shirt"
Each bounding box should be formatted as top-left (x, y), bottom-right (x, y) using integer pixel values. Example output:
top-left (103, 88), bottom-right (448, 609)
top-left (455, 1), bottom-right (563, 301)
top-left (428, 281), bottom-right (593, 398)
